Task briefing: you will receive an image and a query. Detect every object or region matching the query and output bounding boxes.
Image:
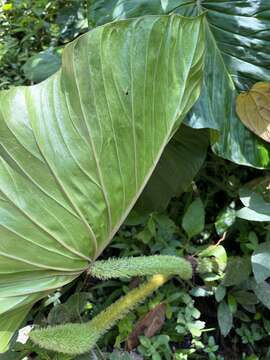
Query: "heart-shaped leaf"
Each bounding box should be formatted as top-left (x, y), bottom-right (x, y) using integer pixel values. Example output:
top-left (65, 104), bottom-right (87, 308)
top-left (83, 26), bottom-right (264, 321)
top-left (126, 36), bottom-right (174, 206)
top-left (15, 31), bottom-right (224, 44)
top-left (236, 82), bottom-right (270, 143)
top-left (0, 14), bottom-right (205, 352)
top-left (88, 0), bottom-right (270, 168)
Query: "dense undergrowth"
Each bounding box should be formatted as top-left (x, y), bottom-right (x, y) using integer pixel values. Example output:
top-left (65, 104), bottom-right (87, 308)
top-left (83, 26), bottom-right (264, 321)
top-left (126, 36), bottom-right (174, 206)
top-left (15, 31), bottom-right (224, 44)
top-left (4, 153), bottom-right (270, 360)
top-left (1, 1), bottom-right (270, 359)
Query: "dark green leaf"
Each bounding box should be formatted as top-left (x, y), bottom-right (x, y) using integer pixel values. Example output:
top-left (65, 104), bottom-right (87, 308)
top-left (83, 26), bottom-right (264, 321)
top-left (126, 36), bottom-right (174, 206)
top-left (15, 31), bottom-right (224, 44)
top-left (186, 2), bottom-right (270, 169)
top-left (89, 0), bottom-right (270, 169)
top-left (182, 198), bottom-right (205, 239)
top-left (135, 216), bottom-right (156, 245)
top-left (215, 285), bottom-right (226, 302)
top-left (223, 257), bottom-right (252, 287)
top-left (136, 125), bottom-right (208, 212)
top-left (22, 48), bottom-right (62, 83)
top-left (252, 281), bottom-right (270, 310)
top-left (87, 0), bottom-right (195, 27)
top-left (48, 293), bottom-right (92, 325)
top-left (217, 301), bottom-right (233, 337)
top-left (57, 0), bottom-right (88, 42)
top-left (232, 290), bottom-right (258, 306)
top-left (0, 351), bottom-right (20, 360)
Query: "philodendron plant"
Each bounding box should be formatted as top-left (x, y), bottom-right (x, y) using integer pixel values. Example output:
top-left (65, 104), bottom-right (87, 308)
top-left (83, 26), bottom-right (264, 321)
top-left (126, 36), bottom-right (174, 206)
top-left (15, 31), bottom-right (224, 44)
top-left (0, 14), bottom-right (207, 353)
top-left (89, 0), bottom-right (270, 169)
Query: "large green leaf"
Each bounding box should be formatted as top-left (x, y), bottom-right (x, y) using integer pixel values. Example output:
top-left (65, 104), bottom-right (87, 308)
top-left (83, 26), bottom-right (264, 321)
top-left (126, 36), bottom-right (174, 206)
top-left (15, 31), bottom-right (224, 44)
top-left (0, 15), bottom-right (205, 352)
top-left (136, 125), bottom-right (208, 212)
top-left (88, 0), bottom-right (270, 168)
top-left (188, 2), bottom-right (270, 168)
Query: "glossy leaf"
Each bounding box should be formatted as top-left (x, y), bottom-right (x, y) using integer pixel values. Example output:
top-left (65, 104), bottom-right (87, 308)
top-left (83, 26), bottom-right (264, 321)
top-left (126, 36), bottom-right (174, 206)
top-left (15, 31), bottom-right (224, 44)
top-left (88, 0), bottom-right (270, 168)
top-left (87, 0), bottom-right (198, 26)
top-left (0, 14), bottom-right (205, 352)
top-left (184, 2), bottom-right (270, 168)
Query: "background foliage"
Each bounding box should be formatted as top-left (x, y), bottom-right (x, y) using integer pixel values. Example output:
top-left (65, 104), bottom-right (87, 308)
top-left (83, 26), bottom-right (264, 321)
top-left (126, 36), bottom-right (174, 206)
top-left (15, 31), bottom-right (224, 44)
top-left (1, 1), bottom-right (270, 359)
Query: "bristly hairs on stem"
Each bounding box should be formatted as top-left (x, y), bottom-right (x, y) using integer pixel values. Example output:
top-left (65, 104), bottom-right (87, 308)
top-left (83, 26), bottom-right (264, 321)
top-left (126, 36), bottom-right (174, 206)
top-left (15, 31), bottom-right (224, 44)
top-left (89, 255), bottom-right (193, 280)
top-left (30, 274), bottom-right (170, 355)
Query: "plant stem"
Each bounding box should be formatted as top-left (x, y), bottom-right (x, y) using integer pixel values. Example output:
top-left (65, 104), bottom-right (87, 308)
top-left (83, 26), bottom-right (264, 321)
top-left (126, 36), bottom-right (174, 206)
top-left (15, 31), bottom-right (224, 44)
top-left (89, 255), bottom-right (192, 280)
top-left (30, 255), bottom-right (220, 355)
top-left (30, 274), bottom-right (169, 355)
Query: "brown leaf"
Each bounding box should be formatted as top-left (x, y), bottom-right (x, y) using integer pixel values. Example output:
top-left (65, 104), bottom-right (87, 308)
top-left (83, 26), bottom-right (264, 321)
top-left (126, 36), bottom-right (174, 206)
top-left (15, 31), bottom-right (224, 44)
top-left (236, 82), bottom-right (270, 143)
top-left (126, 303), bottom-right (166, 351)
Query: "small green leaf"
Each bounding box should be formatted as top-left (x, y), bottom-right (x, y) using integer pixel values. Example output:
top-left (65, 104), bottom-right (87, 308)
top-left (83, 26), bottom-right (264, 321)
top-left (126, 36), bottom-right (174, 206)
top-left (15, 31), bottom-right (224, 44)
top-left (228, 294), bottom-right (237, 314)
top-left (217, 301), bottom-right (233, 337)
top-left (187, 320), bottom-right (205, 338)
top-left (135, 216), bottom-right (156, 244)
top-left (182, 198), bottom-right (205, 239)
top-left (232, 290), bottom-right (258, 306)
top-left (223, 257), bottom-right (251, 287)
top-left (215, 206), bottom-right (236, 236)
top-left (252, 242), bottom-right (270, 283)
top-left (48, 293), bottom-right (92, 325)
top-left (2, 3), bottom-right (13, 11)
top-left (199, 245), bottom-right (227, 274)
top-left (22, 48), bottom-right (62, 83)
top-left (190, 287), bottom-right (213, 298)
top-left (234, 311), bottom-right (250, 323)
top-left (215, 285), bottom-right (226, 302)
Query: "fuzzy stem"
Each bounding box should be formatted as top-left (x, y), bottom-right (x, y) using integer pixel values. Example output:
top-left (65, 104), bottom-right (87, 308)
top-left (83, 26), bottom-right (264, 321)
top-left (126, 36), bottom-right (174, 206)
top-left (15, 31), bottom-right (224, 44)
top-left (30, 274), bottom-right (169, 355)
top-left (89, 255), bottom-right (192, 280)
